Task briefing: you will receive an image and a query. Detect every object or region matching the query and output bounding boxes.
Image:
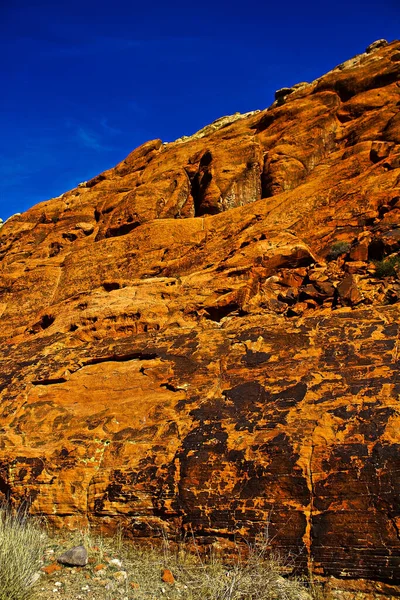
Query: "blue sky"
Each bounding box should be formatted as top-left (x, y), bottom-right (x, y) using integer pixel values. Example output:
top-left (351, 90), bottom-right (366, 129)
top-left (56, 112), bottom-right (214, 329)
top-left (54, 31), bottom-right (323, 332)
top-left (1, 0), bottom-right (399, 220)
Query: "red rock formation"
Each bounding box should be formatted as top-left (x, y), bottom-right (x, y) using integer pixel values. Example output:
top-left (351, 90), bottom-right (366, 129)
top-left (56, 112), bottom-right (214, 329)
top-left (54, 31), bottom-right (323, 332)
top-left (1, 39), bottom-right (400, 595)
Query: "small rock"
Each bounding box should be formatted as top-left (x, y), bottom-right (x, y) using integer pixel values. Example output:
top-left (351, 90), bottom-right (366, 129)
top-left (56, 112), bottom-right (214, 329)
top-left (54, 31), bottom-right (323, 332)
top-left (109, 558), bottom-right (123, 568)
top-left (370, 141), bottom-right (394, 164)
top-left (278, 287), bottom-right (299, 305)
top-left (292, 81), bottom-right (309, 90)
top-left (350, 239), bottom-right (370, 262)
top-left (304, 298), bottom-right (318, 309)
top-left (275, 87), bottom-right (295, 100)
top-left (268, 298), bottom-right (287, 314)
top-left (308, 268), bottom-right (329, 283)
top-left (57, 545), bottom-right (88, 567)
top-left (76, 222), bottom-right (94, 235)
top-left (130, 581), bottom-right (140, 589)
top-left (274, 82), bottom-right (308, 101)
top-left (313, 280), bottom-right (335, 297)
top-left (265, 275), bottom-right (280, 284)
top-left (279, 270), bottom-right (304, 287)
top-left (42, 563), bottom-right (62, 575)
top-left (366, 39), bottom-right (388, 53)
top-left (161, 568), bottom-right (175, 584)
top-left (385, 286), bottom-right (400, 304)
top-left (29, 572), bottom-right (41, 585)
top-left (113, 570), bottom-right (128, 583)
top-left (337, 274), bottom-right (363, 306)
top-left (286, 301), bottom-right (308, 317)
top-left (345, 261), bottom-right (368, 274)
top-left (299, 283), bottom-right (326, 303)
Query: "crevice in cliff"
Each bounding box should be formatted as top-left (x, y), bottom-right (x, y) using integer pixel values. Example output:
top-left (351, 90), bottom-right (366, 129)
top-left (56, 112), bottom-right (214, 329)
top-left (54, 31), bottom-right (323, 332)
top-left (187, 529), bottom-right (237, 542)
top-left (185, 150), bottom-right (226, 217)
top-left (31, 352), bottom-right (159, 385)
top-left (304, 429), bottom-right (316, 575)
top-left (160, 382), bottom-right (182, 392)
top-left (104, 220), bottom-right (141, 239)
top-left (83, 352), bottom-right (158, 366)
top-left (387, 511), bottom-right (400, 542)
top-left (27, 314), bottom-right (56, 335)
top-left (204, 302), bottom-right (247, 322)
top-left (0, 475), bottom-right (12, 499)
top-left (253, 110), bottom-right (275, 133)
top-left (86, 439), bottom-right (112, 514)
top-left (102, 281), bottom-right (121, 291)
top-left (31, 377), bottom-right (68, 386)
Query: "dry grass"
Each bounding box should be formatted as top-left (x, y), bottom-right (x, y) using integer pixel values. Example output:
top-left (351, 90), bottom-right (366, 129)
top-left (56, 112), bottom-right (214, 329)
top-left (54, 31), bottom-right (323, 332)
top-left (35, 527), bottom-right (320, 600)
top-left (0, 505), bottom-right (46, 600)
top-left (0, 508), bottom-right (325, 599)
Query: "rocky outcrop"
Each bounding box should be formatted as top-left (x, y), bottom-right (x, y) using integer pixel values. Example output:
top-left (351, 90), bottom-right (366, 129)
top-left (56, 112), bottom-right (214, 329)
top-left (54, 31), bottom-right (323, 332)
top-left (1, 39), bottom-right (400, 596)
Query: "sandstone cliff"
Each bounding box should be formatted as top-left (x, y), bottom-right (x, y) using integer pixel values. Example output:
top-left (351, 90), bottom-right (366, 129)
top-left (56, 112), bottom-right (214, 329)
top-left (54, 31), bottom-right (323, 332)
top-left (1, 39), bottom-right (400, 594)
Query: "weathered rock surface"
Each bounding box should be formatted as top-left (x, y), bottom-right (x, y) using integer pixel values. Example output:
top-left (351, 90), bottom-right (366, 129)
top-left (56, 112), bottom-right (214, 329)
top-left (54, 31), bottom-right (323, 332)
top-left (1, 40), bottom-right (400, 595)
top-left (57, 545), bottom-right (88, 567)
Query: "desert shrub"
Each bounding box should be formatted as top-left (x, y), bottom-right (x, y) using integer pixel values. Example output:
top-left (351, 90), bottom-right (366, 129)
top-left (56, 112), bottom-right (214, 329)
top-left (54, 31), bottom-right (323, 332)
top-left (374, 254), bottom-right (400, 278)
top-left (0, 506), bottom-right (46, 600)
top-left (327, 241), bottom-right (351, 260)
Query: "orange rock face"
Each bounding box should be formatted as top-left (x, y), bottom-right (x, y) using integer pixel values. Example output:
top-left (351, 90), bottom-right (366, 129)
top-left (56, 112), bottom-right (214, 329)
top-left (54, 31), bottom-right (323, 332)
top-left (1, 39), bottom-right (400, 593)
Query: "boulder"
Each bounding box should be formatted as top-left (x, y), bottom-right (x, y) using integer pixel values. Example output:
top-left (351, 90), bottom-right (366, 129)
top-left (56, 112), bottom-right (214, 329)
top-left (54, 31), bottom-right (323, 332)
top-left (337, 274), bottom-right (363, 306)
top-left (57, 546), bottom-right (88, 567)
top-left (366, 39), bottom-right (388, 53)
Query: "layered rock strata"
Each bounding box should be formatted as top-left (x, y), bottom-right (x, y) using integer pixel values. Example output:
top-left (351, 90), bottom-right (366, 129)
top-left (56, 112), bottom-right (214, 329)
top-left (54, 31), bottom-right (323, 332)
top-left (1, 39), bottom-right (400, 594)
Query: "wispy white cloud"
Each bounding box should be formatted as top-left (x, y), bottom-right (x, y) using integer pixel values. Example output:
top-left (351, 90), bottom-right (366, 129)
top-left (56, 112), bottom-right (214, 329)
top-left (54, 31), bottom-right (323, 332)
top-left (100, 117), bottom-right (122, 135)
top-left (76, 127), bottom-right (114, 151)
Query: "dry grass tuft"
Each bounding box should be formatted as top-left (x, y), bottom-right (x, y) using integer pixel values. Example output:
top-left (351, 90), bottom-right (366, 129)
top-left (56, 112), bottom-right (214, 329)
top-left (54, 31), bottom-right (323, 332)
top-left (3, 519), bottom-right (325, 599)
top-left (0, 505), bottom-right (46, 600)
top-left (60, 528), bottom-right (315, 599)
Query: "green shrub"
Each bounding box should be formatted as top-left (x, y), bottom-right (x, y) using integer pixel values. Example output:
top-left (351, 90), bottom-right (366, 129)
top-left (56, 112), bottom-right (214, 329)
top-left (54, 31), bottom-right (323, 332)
top-left (327, 241), bottom-right (351, 260)
top-left (0, 506), bottom-right (46, 600)
top-left (374, 255), bottom-right (400, 278)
